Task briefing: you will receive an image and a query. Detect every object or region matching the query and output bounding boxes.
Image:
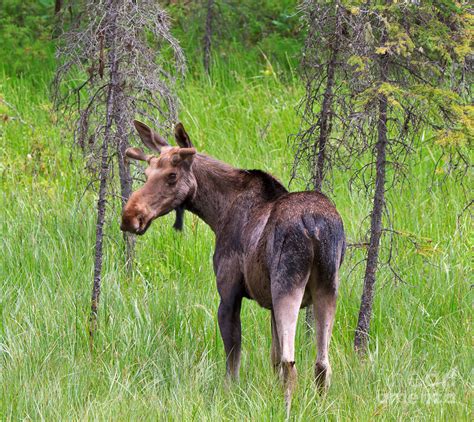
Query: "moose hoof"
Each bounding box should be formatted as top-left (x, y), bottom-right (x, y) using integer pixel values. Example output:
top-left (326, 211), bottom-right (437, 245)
top-left (279, 361), bottom-right (297, 417)
top-left (315, 361), bottom-right (332, 393)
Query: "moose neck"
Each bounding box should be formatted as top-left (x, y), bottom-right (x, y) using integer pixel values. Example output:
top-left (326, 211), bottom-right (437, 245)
top-left (184, 154), bottom-right (247, 232)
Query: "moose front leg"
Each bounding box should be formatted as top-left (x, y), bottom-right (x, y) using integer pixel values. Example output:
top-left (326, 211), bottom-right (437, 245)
top-left (217, 293), bottom-right (243, 381)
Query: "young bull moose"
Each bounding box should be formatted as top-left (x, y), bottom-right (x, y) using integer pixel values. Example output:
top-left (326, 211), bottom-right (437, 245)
top-left (121, 121), bottom-right (346, 413)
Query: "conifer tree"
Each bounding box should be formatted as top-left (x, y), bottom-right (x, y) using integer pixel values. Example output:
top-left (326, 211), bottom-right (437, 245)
top-left (294, 0), bottom-right (472, 353)
top-left (53, 0), bottom-right (185, 344)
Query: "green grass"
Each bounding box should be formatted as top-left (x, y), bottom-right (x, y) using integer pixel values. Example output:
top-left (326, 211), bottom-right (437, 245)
top-left (1, 63), bottom-right (472, 420)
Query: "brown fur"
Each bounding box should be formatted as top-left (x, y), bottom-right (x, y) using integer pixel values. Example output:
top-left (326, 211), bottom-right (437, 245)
top-left (121, 121), bottom-right (346, 414)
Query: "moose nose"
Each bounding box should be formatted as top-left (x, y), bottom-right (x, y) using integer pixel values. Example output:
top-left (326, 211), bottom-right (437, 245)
top-left (121, 213), bottom-right (147, 234)
top-left (120, 219), bottom-right (129, 233)
top-left (120, 215), bottom-right (136, 233)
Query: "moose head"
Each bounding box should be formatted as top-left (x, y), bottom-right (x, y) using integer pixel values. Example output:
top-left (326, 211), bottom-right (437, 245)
top-left (120, 121), bottom-right (196, 235)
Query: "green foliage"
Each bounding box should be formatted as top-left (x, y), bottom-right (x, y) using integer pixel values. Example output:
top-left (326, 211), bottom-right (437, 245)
top-left (436, 104), bottom-right (473, 147)
top-left (0, 0), bottom-right (56, 75)
top-left (1, 70), bottom-right (471, 420)
top-left (168, 0), bottom-right (303, 78)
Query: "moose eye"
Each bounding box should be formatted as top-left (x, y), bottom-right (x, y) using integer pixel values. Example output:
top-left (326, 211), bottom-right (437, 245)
top-left (167, 172), bottom-right (177, 184)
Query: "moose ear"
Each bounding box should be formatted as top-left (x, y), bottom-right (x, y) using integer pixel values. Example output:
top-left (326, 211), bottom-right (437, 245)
top-left (174, 123), bottom-right (193, 148)
top-left (133, 120), bottom-right (169, 152)
top-left (125, 147), bottom-right (151, 162)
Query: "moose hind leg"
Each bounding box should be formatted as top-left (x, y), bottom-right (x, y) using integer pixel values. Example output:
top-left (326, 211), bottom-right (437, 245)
top-left (272, 286), bottom-right (307, 416)
top-left (218, 295), bottom-right (243, 381)
top-left (311, 270), bottom-right (338, 393)
top-left (272, 265), bottom-right (309, 414)
top-left (270, 310), bottom-right (281, 373)
top-left (270, 226), bottom-right (313, 415)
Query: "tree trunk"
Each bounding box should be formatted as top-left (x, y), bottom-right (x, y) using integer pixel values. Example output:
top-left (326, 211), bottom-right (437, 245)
top-left (354, 49), bottom-right (389, 354)
top-left (203, 0), bottom-right (214, 75)
top-left (313, 18), bottom-right (339, 191)
top-left (116, 93), bottom-right (135, 272)
top-left (306, 9), bottom-right (340, 331)
top-left (117, 134), bottom-right (135, 272)
top-left (54, 0), bottom-right (62, 15)
top-left (89, 5), bottom-right (119, 348)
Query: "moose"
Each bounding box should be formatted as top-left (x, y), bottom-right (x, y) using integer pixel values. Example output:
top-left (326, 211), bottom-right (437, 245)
top-left (121, 121), bottom-right (346, 413)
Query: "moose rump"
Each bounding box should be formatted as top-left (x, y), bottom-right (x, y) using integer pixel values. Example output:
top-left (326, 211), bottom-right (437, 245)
top-left (241, 192), bottom-right (344, 311)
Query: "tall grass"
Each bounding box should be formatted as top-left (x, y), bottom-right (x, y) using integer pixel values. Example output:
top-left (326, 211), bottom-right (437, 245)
top-left (1, 59), bottom-right (471, 420)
